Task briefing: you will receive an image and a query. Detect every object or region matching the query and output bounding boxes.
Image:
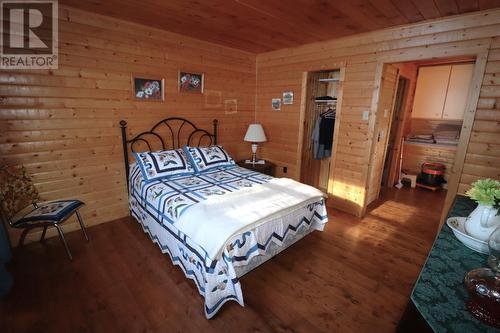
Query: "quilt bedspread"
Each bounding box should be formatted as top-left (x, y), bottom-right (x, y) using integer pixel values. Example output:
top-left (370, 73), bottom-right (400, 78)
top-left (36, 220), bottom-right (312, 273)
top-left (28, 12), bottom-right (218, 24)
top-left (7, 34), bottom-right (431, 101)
top-left (129, 164), bottom-right (328, 318)
top-left (130, 165), bottom-right (274, 224)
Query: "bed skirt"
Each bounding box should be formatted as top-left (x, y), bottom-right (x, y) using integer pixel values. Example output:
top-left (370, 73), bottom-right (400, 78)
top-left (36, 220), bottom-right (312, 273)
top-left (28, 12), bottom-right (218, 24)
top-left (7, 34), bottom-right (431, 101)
top-left (130, 195), bottom-right (328, 319)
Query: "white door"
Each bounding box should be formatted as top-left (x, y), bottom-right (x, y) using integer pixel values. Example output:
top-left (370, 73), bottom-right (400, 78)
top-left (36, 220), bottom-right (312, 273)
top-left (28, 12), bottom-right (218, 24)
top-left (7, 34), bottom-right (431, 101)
top-left (442, 64), bottom-right (473, 120)
top-left (412, 65), bottom-right (451, 119)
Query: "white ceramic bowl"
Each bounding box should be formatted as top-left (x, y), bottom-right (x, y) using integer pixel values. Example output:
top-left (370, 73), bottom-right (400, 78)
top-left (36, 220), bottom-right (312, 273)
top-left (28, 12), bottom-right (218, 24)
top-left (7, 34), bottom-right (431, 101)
top-left (446, 217), bottom-right (489, 254)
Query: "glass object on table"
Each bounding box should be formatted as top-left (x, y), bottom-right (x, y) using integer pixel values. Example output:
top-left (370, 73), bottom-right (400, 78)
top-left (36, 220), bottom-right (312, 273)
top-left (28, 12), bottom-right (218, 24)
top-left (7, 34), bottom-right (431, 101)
top-left (464, 225), bottom-right (500, 328)
top-left (488, 226), bottom-right (500, 272)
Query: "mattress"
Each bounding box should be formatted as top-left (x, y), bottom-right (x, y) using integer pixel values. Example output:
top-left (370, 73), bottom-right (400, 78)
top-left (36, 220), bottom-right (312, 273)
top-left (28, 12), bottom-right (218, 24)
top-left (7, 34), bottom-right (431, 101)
top-left (128, 164), bottom-right (328, 318)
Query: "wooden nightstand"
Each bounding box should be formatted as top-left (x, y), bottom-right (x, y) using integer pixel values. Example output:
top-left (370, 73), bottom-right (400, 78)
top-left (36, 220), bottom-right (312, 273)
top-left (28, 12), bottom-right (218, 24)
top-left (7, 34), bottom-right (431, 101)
top-left (237, 160), bottom-right (275, 176)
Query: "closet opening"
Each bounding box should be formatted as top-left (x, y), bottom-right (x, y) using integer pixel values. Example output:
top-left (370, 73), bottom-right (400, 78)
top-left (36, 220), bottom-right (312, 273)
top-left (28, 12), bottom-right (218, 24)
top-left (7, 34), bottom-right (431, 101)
top-left (299, 69), bottom-right (342, 193)
top-left (366, 56), bottom-right (478, 229)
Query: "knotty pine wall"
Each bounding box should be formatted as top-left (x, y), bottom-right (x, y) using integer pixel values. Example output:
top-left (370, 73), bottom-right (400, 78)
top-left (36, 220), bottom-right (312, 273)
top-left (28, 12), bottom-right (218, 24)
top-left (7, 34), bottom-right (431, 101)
top-left (0, 6), bottom-right (256, 243)
top-left (461, 44), bottom-right (500, 193)
top-left (402, 143), bottom-right (457, 182)
top-left (255, 9), bottom-right (500, 216)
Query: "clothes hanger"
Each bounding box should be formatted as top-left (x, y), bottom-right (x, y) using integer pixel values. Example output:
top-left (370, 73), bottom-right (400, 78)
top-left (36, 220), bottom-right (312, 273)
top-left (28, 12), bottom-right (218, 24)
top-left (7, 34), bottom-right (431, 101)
top-left (321, 107), bottom-right (336, 118)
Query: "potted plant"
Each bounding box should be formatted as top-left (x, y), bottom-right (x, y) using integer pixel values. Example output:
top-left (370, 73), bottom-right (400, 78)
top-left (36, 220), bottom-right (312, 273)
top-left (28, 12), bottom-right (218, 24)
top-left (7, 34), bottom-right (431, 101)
top-left (464, 179), bottom-right (500, 241)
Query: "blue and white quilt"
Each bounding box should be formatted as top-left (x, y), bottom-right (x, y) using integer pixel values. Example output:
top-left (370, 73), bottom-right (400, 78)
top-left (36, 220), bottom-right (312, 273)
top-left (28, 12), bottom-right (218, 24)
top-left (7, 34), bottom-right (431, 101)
top-left (129, 164), bottom-right (328, 318)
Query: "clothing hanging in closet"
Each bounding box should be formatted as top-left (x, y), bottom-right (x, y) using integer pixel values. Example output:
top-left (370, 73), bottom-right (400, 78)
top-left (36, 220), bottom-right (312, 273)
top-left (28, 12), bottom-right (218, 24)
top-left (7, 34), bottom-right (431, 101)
top-left (312, 110), bottom-right (335, 160)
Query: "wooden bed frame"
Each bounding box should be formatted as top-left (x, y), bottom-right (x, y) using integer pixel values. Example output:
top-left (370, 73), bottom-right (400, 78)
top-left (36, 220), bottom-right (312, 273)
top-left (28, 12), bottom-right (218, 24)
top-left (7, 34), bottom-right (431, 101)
top-left (119, 117), bottom-right (218, 189)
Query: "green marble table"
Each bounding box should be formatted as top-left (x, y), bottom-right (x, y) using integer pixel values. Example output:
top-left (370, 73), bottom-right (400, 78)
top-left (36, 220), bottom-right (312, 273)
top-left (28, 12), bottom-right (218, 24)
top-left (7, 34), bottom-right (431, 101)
top-left (410, 195), bottom-right (499, 333)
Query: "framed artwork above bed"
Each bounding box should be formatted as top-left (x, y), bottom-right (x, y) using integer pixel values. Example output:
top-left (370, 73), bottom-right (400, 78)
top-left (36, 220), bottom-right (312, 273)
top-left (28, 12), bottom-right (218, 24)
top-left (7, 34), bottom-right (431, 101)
top-left (179, 71), bottom-right (204, 93)
top-left (132, 76), bottom-right (164, 101)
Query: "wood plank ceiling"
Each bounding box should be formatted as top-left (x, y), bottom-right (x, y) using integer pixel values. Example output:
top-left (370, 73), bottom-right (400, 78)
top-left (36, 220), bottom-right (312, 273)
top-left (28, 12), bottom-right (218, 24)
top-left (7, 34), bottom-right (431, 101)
top-left (61, 0), bottom-right (500, 53)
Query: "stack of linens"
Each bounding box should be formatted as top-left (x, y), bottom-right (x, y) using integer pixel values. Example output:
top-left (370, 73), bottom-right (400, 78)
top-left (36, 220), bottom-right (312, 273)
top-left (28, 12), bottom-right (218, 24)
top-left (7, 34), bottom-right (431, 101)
top-left (434, 124), bottom-right (460, 145)
top-left (406, 134), bottom-right (435, 144)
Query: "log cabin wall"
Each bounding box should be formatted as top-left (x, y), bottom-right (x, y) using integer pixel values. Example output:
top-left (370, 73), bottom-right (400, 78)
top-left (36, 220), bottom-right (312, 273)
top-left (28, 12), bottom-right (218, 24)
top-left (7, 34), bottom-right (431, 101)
top-left (0, 6), bottom-right (256, 243)
top-left (460, 42), bottom-right (500, 193)
top-left (402, 143), bottom-right (458, 183)
top-left (255, 9), bottom-right (500, 217)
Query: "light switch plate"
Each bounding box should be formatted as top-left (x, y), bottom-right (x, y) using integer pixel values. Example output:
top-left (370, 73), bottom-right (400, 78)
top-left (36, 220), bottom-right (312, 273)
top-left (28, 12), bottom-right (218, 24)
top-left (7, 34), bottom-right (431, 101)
top-left (362, 110), bottom-right (370, 120)
top-left (384, 108), bottom-right (388, 118)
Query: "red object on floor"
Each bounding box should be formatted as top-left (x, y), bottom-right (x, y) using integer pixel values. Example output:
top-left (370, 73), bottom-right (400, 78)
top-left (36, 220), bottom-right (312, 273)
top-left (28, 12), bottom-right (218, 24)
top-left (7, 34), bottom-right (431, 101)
top-left (421, 162), bottom-right (445, 176)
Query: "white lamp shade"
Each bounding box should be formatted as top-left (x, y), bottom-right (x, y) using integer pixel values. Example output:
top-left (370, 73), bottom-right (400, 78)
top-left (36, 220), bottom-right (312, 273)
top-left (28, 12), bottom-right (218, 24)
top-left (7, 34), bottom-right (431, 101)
top-left (244, 124), bottom-right (267, 143)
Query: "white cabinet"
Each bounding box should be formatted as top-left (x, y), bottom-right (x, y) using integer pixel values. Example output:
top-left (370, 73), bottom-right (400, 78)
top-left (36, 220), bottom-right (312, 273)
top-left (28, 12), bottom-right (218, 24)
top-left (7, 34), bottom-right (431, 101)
top-left (412, 65), bottom-right (450, 119)
top-left (411, 64), bottom-right (473, 120)
top-left (443, 64), bottom-right (474, 120)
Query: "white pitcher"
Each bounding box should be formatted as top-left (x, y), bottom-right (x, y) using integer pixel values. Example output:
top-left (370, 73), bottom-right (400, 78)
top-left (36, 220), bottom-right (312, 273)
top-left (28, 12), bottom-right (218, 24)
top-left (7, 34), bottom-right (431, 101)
top-left (465, 204), bottom-right (500, 242)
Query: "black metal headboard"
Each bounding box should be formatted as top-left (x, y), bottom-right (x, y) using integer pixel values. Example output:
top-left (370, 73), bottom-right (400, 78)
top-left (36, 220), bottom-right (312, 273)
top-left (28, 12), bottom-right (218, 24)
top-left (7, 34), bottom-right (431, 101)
top-left (120, 117), bottom-right (218, 189)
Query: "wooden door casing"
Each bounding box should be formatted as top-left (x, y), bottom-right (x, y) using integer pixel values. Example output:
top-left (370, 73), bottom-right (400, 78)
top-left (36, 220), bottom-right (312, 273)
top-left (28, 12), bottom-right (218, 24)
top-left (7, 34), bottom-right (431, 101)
top-left (367, 64), bottom-right (400, 204)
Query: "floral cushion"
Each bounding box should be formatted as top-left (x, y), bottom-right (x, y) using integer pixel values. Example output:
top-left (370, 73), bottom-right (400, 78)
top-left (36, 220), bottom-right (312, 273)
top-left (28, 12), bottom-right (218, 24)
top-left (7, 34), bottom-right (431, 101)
top-left (184, 145), bottom-right (235, 173)
top-left (0, 165), bottom-right (39, 219)
top-left (133, 149), bottom-right (195, 183)
top-left (13, 200), bottom-right (84, 226)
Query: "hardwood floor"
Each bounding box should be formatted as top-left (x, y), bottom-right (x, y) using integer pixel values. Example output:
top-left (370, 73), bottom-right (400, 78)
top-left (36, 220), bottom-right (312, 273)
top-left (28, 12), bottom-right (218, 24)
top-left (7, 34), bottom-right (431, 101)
top-left (0, 187), bottom-right (446, 333)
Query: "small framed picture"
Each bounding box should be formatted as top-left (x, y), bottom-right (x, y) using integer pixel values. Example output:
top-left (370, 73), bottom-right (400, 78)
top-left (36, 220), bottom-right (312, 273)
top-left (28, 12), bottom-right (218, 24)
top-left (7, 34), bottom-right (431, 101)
top-left (272, 98), bottom-right (281, 111)
top-left (283, 91), bottom-right (294, 105)
top-left (133, 77), bottom-right (164, 101)
top-left (179, 71), bottom-right (204, 93)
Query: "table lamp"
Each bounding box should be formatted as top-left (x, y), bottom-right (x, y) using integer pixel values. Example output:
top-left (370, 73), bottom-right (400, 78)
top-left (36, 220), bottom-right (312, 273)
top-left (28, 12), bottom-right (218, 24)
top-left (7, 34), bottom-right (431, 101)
top-left (244, 124), bottom-right (267, 164)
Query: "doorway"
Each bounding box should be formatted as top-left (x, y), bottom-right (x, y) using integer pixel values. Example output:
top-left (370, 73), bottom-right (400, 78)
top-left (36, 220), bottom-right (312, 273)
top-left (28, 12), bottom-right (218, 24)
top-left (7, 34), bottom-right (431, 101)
top-left (367, 56), bottom-right (479, 222)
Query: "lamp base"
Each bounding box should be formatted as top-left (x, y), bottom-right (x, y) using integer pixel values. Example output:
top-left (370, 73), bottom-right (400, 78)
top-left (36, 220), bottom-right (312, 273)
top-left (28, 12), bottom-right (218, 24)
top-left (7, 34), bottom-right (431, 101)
top-left (251, 143), bottom-right (258, 163)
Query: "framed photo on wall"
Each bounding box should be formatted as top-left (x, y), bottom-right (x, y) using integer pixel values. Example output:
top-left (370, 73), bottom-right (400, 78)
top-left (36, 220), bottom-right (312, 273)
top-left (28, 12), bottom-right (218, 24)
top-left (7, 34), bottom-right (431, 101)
top-left (272, 98), bottom-right (281, 111)
top-left (179, 71), bottom-right (204, 93)
top-left (283, 91), bottom-right (294, 105)
top-left (133, 76), bottom-right (164, 101)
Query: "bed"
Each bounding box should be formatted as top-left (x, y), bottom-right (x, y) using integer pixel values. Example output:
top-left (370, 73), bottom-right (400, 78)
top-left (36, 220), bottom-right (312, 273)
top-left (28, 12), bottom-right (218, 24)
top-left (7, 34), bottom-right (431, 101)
top-left (119, 117), bottom-right (328, 318)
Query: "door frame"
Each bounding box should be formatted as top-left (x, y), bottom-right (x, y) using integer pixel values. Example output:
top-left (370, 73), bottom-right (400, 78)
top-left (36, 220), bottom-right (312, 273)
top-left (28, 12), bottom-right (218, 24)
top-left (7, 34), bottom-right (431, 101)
top-left (385, 76), bottom-right (411, 188)
top-left (367, 64), bottom-right (401, 203)
top-left (296, 71), bottom-right (309, 183)
top-left (361, 48), bottom-right (490, 220)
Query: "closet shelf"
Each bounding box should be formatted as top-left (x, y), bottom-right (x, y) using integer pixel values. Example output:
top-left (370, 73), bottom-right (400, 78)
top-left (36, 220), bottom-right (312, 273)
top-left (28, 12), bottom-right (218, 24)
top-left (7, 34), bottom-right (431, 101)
top-left (404, 141), bottom-right (458, 150)
top-left (318, 78), bottom-right (340, 82)
top-left (315, 100), bottom-right (337, 104)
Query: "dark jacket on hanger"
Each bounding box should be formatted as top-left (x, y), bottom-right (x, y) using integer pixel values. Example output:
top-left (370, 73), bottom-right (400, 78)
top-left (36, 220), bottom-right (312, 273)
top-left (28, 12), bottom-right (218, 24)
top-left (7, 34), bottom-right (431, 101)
top-left (312, 114), bottom-right (335, 159)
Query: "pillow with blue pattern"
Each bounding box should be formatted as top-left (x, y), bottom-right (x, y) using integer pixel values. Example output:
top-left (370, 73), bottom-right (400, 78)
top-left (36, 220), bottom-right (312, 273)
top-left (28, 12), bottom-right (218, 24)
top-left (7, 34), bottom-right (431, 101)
top-left (133, 148), bottom-right (194, 183)
top-left (184, 145), bottom-right (235, 173)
